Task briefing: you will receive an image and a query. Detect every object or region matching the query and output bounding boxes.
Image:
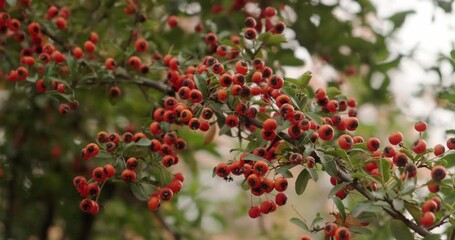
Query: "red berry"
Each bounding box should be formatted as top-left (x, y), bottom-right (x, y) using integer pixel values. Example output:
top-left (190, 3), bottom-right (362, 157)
top-left (167, 15), bottom-right (178, 28)
top-left (334, 227), bottom-right (350, 240)
top-left (431, 165), bottom-right (447, 181)
top-left (275, 192), bottom-right (288, 206)
top-left (422, 199), bottom-right (438, 213)
top-left (248, 206), bottom-right (261, 218)
top-left (324, 222), bottom-right (338, 237)
top-left (420, 211), bottom-right (435, 228)
top-left (388, 131), bottom-right (403, 145)
top-left (338, 134), bottom-right (353, 150)
top-left (412, 139), bottom-right (427, 154)
top-left (415, 121), bottom-right (428, 132)
top-left (366, 137), bottom-right (381, 152)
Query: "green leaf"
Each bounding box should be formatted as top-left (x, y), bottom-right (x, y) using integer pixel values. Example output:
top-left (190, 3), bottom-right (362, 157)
top-left (290, 218), bottom-right (309, 231)
top-left (276, 164), bottom-right (294, 178)
top-left (351, 201), bottom-right (381, 217)
top-left (332, 197), bottom-right (346, 223)
top-left (194, 74), bottom-right (209, 98)
top-left (404, 202), bottom-right (422, 222)
top-left (379, 158), bottom-right (391, 183)
top-left (320, 154), bottom-right (338, 177)
top-left (437, 151), bottom-right (455, 168)
top-left (134, 138), bottom-right (152, 147)
top-left (93, 151), bottom-right (114, 159)
top-left (326, 87), bottom-right (342, 98)
top-left (306, 168), bottom-right (318, 181)
top-left (257, 32), bottom-right (272, 42)
top-left (131, 183), bottom-right (149, 201)
top-left (388, 10), bottom-right (415, 29)
top-left (328, 182), bottom-right (349, 198)
top-left (265, 34), bottom-right (287, 45)
top-left (392, 199), bottom-right (404, 211)
top-left (349, 226), bottom-right (372, 236)
top-left (304, 112), bottom-right (323, 125)
top-left (389, 220), bottom-right (414, 240)
top-left (242, 154), bottom-right (267, 162)
top-left (451, 50), bottom-right (455, 60)
top-left (297, 71), bottom-right (312, 90)
top-left (295, 169), bottom-right (311, 195)
top-left (423, 234), bottom-right (441, 240)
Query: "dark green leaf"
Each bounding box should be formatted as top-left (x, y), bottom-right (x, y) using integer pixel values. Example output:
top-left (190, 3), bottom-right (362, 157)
top-left (276, 164), bottom-right (294, 178)
top-left (404, 202), bottom-right (422, 222)
top-left (320, 154), bottom-right (338, 177)
top-left (131, 183), bottom-right (149, 201)
top-left (450, 50), bottom-right (455, 60)
top-left (295, 169), bottom-right (311, 195)
top-left (332, 197), bottom-right (346, 223)
top-left (290, 217), bottom-right (309, 231)
top-left (349, 226), bottom-right (372, 235)
top-left (389, 220), bottom-right (414, 240)
top-left (328, 182), bottom-right (349, 198)
top-left (304, 112), bottom-right (323, 125)
top-left (437, 150), bottom-right (455, 168)
top-left (194, 74), bottom-right (209, 98)
top-left (134, 138), bottom-right (152, 147)
top-left (388, 10), bottom-right (415, 29)
top-left (423, 234), bottom-right (441, 240)
top-left (306, 168), bottom-right (318, 181)
top-left (242, 154), bottom-right (267, 162)
top-left (93, 151), bottom-right (115, 159)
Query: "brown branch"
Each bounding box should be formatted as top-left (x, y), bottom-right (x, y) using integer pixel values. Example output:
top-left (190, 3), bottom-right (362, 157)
top-left (337, 170), bottom-right (431, 236)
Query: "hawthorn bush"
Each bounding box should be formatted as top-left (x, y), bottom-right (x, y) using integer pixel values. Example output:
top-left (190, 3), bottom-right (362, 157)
top-left (1, 0), bottom-right (455, 239)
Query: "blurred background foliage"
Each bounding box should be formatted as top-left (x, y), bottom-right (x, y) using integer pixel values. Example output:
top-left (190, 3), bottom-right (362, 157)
top-left (0, 0), bottom-right (454, 239)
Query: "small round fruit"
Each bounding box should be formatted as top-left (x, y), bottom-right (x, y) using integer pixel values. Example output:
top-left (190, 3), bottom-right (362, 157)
top-left (431, 165), bottom-right (447, 181)
top-left (414, 121), bottom-right (428, 132)
top-left (420, 211), bottom-right (435, 228)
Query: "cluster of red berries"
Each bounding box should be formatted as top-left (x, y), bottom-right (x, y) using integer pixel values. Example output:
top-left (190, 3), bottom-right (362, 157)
top-left (214, 153), bottom-right (289, 218)
top-left (419, 196), bottom-right (442, 228)
top-left (74, 126), bottom-right (189, 214)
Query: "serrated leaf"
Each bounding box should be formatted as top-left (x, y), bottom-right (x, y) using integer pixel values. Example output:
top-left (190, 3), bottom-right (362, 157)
top-left (290, 218), bottom-right (309, 231)
top-left (333, 197), bottom-right (346, 223)
top-left (328, 182), bottom-right (349, 198)
top-left (242, 154), bottom-right (267, 162)
top-left (295, 169), bottom-right (311, 195)
top-left (389, 220), bottom-right (414, 240)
